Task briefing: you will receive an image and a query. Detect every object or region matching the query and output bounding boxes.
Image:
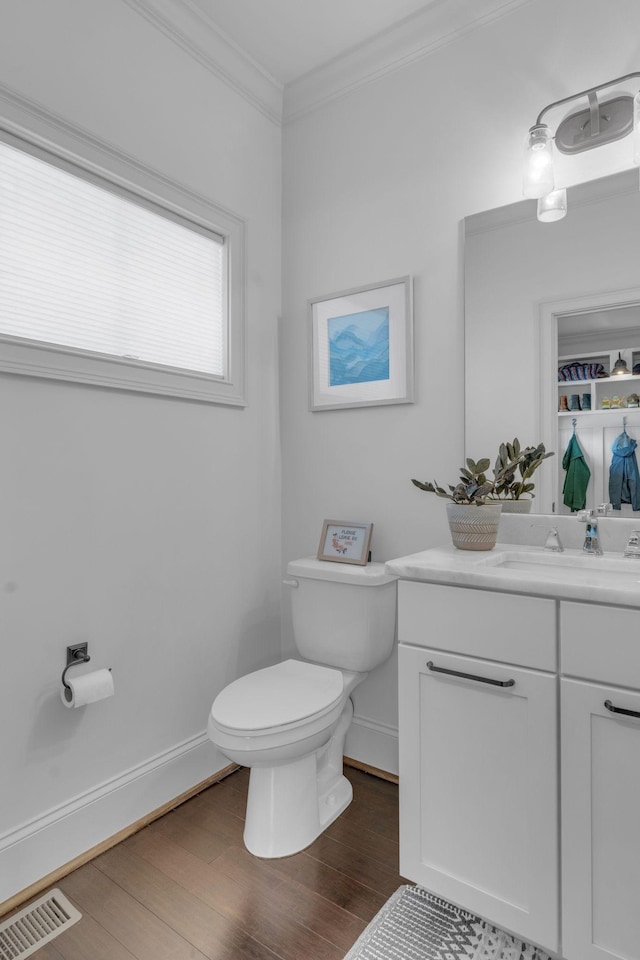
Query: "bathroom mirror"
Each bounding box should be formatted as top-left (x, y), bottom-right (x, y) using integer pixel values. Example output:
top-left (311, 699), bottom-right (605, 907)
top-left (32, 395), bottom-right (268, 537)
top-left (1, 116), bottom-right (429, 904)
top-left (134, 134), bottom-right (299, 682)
top-left (464, 168), bottom-right (640, 515)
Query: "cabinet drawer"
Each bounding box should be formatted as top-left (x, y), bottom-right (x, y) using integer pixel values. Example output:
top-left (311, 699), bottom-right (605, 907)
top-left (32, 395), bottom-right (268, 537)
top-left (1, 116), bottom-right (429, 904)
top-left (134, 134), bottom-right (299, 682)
top-left (561, 601), bottom-right (640, 687)
top-left (398, 581), bottom-right (556, 671)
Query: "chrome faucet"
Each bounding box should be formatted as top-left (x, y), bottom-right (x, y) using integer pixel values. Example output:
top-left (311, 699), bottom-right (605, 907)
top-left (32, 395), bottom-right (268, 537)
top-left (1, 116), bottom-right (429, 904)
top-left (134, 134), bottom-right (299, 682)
top-left (576, 504), bottom-right (611, 556)
top-left (624, 530), bottom-right (640, 559)
top-left (577, 510), bottom-right (602, 555)
top-left (544, 527), bottom-right (564, 552)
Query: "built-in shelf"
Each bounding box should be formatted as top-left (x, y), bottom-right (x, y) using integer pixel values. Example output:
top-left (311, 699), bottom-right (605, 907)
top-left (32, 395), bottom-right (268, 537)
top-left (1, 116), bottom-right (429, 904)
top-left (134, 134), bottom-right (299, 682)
top-left (558, 407), bottom-right (640, 417)
top-left (558, 369), bottom-right (640, 413)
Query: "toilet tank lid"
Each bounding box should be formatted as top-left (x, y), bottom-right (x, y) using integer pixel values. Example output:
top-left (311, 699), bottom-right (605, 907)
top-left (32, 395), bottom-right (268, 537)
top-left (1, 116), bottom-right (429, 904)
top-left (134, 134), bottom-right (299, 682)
top-left (286, 557), bottom-right (397, 585)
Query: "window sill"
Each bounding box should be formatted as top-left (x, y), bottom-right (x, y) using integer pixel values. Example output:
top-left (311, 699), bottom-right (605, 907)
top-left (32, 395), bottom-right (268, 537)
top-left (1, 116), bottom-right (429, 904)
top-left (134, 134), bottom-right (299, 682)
top-left (0, 336), bottom-right (247, 406)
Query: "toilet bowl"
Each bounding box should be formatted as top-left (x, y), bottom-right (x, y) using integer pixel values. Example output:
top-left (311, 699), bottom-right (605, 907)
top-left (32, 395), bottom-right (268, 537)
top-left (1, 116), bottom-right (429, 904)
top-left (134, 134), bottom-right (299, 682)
top-left (208, 658), bottom-right (363, 857)
top-left (207, 558), bottom-right (397, 858)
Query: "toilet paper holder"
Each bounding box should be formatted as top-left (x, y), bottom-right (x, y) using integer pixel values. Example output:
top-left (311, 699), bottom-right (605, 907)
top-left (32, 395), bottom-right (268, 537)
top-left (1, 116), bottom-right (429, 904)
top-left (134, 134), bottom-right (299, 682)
top-left (61, 643), bottom-right (92, 701)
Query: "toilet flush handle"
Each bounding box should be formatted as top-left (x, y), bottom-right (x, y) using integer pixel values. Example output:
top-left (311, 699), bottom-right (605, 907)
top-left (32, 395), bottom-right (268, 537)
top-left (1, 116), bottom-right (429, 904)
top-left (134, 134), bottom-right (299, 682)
top-left (282, 578), bottom-right (299, 588)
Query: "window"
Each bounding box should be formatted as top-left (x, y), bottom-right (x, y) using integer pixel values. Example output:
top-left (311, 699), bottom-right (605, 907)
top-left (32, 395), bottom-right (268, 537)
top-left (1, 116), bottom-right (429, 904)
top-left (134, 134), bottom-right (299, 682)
top-left (0, 128), bottom-right (246, 405)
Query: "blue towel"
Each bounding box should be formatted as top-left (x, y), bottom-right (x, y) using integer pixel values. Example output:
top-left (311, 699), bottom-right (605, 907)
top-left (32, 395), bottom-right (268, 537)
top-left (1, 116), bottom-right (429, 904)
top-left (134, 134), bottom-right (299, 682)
top-left (609, 432), bottom-right (640, 511)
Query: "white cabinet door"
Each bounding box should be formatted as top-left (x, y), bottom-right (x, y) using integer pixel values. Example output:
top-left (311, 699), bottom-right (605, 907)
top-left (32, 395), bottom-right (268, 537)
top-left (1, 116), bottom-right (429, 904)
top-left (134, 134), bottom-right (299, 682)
top-left (562, 678), bottom-right (640, 960)
top-left (398, 645), bottom-right (559, 954)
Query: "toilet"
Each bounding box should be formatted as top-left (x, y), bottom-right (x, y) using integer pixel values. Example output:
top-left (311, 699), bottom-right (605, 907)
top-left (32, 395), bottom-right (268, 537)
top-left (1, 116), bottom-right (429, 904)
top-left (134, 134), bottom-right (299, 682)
top-left (207, 557), bottom-right (397, 858)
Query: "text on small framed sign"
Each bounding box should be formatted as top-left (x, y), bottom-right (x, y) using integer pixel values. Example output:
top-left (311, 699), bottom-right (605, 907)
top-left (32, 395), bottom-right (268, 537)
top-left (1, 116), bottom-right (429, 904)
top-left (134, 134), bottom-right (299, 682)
top-left (317, 520), bottom-right (373, 565)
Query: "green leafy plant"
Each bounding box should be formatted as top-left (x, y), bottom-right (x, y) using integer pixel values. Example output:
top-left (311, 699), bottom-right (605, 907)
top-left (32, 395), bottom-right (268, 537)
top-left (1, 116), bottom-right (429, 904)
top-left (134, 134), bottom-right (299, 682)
top-left (490, 439), bottom-right (554, 501)
top-left (411, 453), bottom-right (523, 505)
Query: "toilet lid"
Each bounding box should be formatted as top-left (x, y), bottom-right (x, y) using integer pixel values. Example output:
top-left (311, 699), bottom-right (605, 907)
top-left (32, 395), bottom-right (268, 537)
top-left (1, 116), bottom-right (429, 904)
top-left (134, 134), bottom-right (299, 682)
top-left (211, 659), bottom-right (344, 731)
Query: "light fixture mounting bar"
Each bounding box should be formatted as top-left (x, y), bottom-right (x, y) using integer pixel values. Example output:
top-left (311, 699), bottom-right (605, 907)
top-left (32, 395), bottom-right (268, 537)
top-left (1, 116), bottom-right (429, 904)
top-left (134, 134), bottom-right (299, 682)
top-left (587, 90), bottom-right (600, 137)
top-left (535, 71), bottom-right (640, 126)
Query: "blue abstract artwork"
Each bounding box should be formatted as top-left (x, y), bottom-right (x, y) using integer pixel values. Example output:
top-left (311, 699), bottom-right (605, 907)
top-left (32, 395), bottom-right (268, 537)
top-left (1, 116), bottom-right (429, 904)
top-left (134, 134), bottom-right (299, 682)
top-left (328, 307), bottom-right (390, 386)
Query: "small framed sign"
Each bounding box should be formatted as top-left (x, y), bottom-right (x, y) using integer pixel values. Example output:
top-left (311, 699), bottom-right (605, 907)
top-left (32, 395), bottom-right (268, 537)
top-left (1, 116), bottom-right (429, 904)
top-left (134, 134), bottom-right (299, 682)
top-left (317, 520), bottom-right (374, 565)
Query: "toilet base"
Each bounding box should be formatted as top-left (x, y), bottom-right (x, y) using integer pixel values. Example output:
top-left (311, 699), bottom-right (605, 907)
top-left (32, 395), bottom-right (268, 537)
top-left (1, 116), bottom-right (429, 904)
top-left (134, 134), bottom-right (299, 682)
top-left (243, 698), bottom-right (354, 858)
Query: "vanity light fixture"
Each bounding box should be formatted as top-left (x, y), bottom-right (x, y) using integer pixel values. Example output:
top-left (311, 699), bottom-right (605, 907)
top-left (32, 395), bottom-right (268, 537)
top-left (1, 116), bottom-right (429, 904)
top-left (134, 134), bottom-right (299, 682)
top-left (523, 72), bottom-right (640, 221)
top-left (612, 352), bottom-right (630, 376)
top-left (536, 188), bottom-right (567, 222)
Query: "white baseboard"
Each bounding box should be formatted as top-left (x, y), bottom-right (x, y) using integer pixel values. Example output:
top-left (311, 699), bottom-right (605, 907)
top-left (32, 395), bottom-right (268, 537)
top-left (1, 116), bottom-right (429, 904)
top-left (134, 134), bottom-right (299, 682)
top-left (345, 713), bottom-right (398, 777)
top-left (0, 732), bottom-right (222, 904)
top-left (2, 717), bottom-right (398, 906)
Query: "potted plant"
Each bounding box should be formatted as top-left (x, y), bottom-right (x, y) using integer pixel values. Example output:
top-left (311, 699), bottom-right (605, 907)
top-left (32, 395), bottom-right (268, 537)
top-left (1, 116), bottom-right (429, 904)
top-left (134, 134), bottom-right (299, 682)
top-left (411, 452), bottom-right (523, 551)
top-left (490, 439), bottom-right (554, 513)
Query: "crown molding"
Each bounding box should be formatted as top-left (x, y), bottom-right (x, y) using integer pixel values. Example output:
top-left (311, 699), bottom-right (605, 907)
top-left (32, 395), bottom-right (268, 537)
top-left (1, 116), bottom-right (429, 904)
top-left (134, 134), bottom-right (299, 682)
top-left (121, 0), bottom-right (283, 125)
top-left (284, 0), bottom-right (534, 124)
top-left (117, 0), bottom-right (534, 129)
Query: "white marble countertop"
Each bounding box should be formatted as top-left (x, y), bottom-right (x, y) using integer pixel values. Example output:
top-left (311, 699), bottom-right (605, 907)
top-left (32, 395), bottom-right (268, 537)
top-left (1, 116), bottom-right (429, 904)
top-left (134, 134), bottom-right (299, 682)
top-left (385, 543), bottom-right (640, 609)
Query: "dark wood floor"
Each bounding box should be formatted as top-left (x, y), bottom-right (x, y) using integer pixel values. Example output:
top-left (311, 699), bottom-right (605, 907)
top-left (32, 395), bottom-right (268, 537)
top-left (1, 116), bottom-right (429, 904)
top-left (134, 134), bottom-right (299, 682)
top-left (28, 765), bottom-right (406, 960)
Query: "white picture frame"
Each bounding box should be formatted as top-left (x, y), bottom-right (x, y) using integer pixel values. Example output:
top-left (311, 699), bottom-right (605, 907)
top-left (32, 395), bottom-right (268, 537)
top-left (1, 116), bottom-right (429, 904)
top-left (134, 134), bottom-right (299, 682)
top-left (308, 276), bottom-right (413, 411)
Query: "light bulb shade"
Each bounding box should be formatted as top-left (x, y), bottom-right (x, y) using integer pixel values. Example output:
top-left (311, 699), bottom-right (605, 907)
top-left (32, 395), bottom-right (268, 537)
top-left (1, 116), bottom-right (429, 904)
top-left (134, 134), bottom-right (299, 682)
top-left (537, 188), bottom-right (567, 222)
top-left (634, 91), bottom-right (640, 165)
top-left (523, 124), bottom-right (555, 198)
top-left (613, 352), bottom-right (629, 375)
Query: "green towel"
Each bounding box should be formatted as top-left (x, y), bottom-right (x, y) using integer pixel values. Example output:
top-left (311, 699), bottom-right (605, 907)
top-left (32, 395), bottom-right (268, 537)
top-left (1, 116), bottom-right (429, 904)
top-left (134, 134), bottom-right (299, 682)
top-left (562, 433), bottom-right (590, 511)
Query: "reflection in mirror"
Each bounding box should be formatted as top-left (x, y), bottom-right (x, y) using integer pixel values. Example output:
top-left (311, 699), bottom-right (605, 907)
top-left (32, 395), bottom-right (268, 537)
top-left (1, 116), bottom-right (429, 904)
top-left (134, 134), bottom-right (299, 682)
top-left (464, 168), bottom-right (640, 517)
top-left (557, 307), bottom-right (640, 516)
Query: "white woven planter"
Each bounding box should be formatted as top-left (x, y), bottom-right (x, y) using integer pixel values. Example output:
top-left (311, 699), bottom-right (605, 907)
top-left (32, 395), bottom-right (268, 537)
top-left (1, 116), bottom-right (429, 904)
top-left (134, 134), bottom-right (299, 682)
top-left (446, 502), bottom-right (502, 551)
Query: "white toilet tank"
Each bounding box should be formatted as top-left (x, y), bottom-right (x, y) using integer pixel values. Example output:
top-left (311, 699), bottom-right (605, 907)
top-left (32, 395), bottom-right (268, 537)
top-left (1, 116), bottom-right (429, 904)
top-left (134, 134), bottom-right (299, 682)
top-left (286, 558), bottom-right (397, 672)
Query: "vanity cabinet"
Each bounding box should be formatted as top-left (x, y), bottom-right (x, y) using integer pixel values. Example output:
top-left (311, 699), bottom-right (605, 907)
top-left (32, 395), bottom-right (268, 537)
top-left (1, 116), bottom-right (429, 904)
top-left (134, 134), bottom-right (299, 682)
top-left (398, 581), bottom-right (640, 960)
top-left (560, 601), bottom-right (640, 960)
top-left (397, 582), bottom-right (559, 952)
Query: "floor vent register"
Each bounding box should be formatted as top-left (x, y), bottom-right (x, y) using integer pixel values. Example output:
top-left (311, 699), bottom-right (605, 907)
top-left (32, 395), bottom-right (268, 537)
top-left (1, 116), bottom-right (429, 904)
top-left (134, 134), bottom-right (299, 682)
top-left (0, 889), bottom-right (81, 960)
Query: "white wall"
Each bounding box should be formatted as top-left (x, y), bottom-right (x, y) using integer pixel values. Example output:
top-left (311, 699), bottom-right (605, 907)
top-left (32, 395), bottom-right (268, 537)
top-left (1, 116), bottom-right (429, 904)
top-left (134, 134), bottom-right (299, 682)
top-left (0, 0), bottom-right (282, 903)
top-left (280, 0), bottom-right (640, 773)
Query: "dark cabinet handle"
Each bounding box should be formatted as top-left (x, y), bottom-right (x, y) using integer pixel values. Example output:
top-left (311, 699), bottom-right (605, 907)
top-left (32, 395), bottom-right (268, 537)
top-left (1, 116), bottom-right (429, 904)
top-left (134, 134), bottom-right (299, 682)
top-left (604, 699), bottom-right (640, 719)
top-left (426, 660), bottom-right (515, 688)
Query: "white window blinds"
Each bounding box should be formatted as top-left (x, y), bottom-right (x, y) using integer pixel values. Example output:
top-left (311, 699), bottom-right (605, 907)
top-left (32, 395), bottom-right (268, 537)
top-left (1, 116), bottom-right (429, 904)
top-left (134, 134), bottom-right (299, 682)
top-left (0, 139), bottom-right (226, 377)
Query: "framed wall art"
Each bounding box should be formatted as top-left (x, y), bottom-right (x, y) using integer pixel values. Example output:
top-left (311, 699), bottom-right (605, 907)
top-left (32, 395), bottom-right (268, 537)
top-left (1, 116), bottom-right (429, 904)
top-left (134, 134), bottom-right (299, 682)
top-left (308, 276), bottom-right (413, 411)
top-left (317, 520), bottom-right (374, 565)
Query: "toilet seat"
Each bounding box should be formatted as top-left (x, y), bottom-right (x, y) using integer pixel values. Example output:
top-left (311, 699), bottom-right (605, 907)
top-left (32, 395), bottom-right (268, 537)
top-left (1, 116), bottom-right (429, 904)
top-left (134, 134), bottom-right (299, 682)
top-left (211, 659), bottom-right (344, 735)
